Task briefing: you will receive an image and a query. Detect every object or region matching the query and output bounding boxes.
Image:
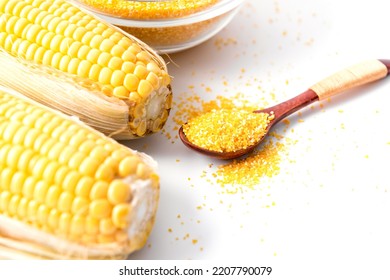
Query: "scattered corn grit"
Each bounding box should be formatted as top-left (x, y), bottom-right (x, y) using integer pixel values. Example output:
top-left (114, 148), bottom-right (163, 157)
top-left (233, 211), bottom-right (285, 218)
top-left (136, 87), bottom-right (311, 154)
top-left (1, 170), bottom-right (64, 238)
top-left (0, 86), bottom-right (159, 259)
top-left (214, 140), bottom-right (285, 190)
top-left (0, 0), bottom-right (172, 139)
top-left (174, 92), bottom-right (293, 190)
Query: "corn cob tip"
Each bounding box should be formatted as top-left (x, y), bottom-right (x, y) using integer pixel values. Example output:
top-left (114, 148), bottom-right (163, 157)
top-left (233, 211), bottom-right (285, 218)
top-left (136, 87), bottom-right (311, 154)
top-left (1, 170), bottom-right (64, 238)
top-left (0, 0), bottom-right (173, 139)
top-left (0, 86), bottom-right (160, 259)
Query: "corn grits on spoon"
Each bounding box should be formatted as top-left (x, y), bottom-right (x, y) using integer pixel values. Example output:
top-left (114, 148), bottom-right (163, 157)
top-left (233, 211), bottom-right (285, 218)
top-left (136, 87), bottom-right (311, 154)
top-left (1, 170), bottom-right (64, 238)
top-left (179, 59), bottom-right (390, 159)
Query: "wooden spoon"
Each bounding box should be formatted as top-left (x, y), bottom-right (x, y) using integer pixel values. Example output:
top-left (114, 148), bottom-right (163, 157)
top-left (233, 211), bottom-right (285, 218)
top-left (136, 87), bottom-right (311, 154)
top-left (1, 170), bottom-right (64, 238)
top-left (179, 59), bottom-right (390, 159)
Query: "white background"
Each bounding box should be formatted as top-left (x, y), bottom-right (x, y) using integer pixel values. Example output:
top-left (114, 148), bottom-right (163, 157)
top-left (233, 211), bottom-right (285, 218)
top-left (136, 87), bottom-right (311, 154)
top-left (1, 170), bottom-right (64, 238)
top-left (119, 0), bottom-right (390, 278)
top-left (0, 0), bottom-right (389, 280)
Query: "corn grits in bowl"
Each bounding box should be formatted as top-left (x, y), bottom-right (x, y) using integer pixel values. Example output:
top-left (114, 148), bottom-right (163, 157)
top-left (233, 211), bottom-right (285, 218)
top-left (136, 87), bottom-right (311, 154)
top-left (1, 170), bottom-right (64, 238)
top-left (76, 0), bottom-right (245, 53)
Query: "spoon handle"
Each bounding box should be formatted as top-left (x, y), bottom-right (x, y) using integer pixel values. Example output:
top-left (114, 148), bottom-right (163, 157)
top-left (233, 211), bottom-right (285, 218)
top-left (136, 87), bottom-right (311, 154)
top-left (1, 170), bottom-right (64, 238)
top-left (310, 59), bottom-right (389, 100)
top-left (255, 59), bottom-right (390, 124)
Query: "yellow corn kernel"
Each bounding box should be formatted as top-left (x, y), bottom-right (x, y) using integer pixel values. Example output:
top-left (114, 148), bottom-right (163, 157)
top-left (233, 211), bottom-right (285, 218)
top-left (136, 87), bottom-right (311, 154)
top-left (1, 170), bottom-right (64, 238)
top-left (3, 122), bottom-right (20, 142)
top-left (55, 20), bottom-right (68, 34)
top-left (89, 181), bottom-right (109, 200)
top-left (101, 28), bottom-right (114, 39)
top-left (107, 180), bottom-right (131, 204)
top-left (99, 218), bottom-right (116, 235)
top-left (68, 57), bottom-right (80, 74)
top-left (89, 33), bottom-right (104, 49)
top-left (89, 199), bottom-right (112, 219)
top-left (8, 194), bottom-right (21, 216)
top-left (78, 139), bottom-right (95, 154)
top-left (41, 32), bottom-right (55, 50)
top-left (37, 204), bottom-right (49, 225)
top-left (88, 64), bottom-right (102, 82)
top-left (17, 149), bottom-right (34, 172)
top-left (19, 4), bottom-right (34, 19)
top-left (17, 197), bottom-right (28, 219)
top-left (25, 44), bottom-right (39, 60)
top-left (22, 177), bottom-right (37, 199)
top-left (48, 208), bottom-right (60, 229)
top-left (146, 61), bottom-right (162, 75)
top-left (112, 86), bottom-right (129, 98)
top-left (99, 38), bottom-right (115, 53)
top-left (121, 49), bottom-right (136, 62)
top-left (51, 52), bottom-right (63, 68)
top-left (58, 147), bottom-right (77, 165)
top-left (85, 216), bottom-right (99, 235)
top-left (58, 191), bottom-right (74, 212)
top-left (95, 163), bottom-right (115, 182)
top-left (75, 177), bottom-right (94, 199)
top-left (58, 212), bottom-right (71, 234)
top-left (124, 73), bottom-right (139, 91)
top-left (14, 17), bottom-right (29, 37)
top-left (136, 120), bottom-right (147, 136)
top-left (59, 54), bottom-right (71, 72)
top-left (32, 157), bottom-right (50, 178)
top-left (42, 161), bottom-right (59, 183)
top-left (73, 27), bottom-right (87, 42)
top-left (86, 48), bottom-right (101, 64)
top-left (0, 191), bottom-right (11, 213)
top-left (51, 122), bottom-right (69, 139)
top-left (112, 204), bottom-right (131, 229)
top-left (42, 119), bottom-right (61, 135)
top-left (27, 200), bottom-right (39, 221)
top-left (17, 39), bottom-right (30, 57)
top-left (77, 59), bottom-right (92, 78)
top-left (134, 64), bottom-right (148, 80)
top-left (34, 29), bottom-right (47, 46)
top-left (111, 70), bottom-right (125, 87)
top-left (45, 186), bottom-right (61, 208)
top-left (39, 138), bottom-right (56, 155)
top-left (68, 152), bottom-right (86, 171)
top-left (146, 72), bottom-right (160, 90)
top-left (98, 67), bottom-right (112, 85)
top-left (70, 214), bottom-right (85, 235)
top-left (110, 44), bottom-right (125, 57)
top-left (138, 80), bottom-right (154, 99)
top-left (97, 51), bottom-right (111, 67)
top-left (6, 145), bottom-right (24, 169)
top-left (47, 143), bottom-right (65, 161)
top-left (12, 1), bottom-right (28, 16)
top-left (10, 171), bottom-right (26, 194)
top-left (78, 157), bottom-right (100, 178)
top-left (68, 41), bottom-right (82, 58)
top-left (0, 167), bottom-right (12, 191)
top-left (121, 61), bottom-right (135, 74)
top-left (62, 171), bottom-right (82, 193)
top-left (33, 180), bottom-right (50, 204)
top-left (108, 56), bottom-right (123, 70)
top-left (89, 146), bottom-right (109, 162)
top-left (136, 51), bottom-right (151, 63)
top-left (71, 197), bottom-right (89, 215)
top-left (50, 34), bottom-right (63, 51)
top-left (77, 45), bottom-right (91, 60)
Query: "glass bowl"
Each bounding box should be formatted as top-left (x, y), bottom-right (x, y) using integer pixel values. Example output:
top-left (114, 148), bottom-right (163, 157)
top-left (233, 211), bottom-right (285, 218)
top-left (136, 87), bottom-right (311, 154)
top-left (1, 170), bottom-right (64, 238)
top-left (76, 0), bottom-right (244, 53)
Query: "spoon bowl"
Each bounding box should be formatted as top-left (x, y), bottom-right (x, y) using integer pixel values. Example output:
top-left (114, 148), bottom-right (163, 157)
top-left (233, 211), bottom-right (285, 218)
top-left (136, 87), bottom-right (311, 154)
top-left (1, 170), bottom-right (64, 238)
top-left (179, 59), bottom-right (390, 159)
top-left (178, 125), bottom-right (260, 159)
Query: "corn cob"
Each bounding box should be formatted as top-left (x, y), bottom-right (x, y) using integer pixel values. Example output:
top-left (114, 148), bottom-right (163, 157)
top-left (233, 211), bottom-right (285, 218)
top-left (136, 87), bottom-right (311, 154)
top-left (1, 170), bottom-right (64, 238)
top-left (0, 0), bottom-right (172, 139)
top-left (0, 86), bottom-right (159, 259)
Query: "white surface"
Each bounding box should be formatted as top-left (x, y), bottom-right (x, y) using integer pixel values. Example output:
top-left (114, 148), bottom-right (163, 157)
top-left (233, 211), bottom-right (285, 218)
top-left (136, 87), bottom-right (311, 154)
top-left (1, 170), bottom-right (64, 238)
top-left (122, 0), bottom-right (390, 277)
